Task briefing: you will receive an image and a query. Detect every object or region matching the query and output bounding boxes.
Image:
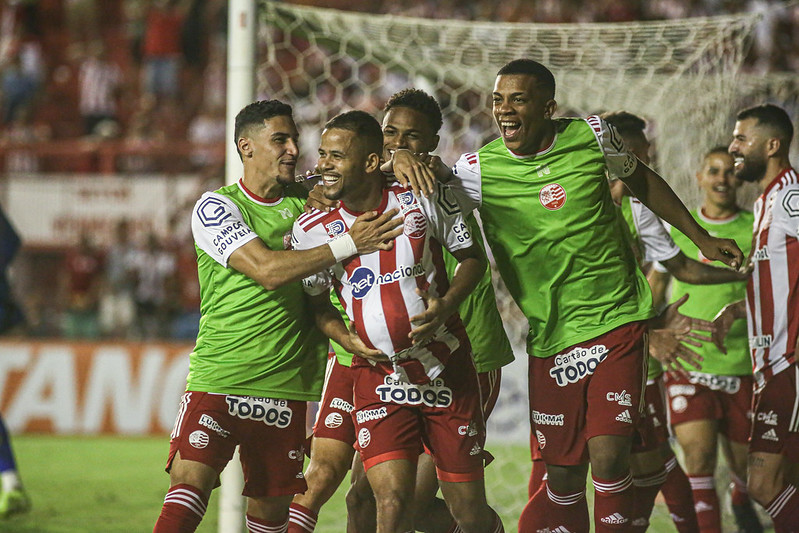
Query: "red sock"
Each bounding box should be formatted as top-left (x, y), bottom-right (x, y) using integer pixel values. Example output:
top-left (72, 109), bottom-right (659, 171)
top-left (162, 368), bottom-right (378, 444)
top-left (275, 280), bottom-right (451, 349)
top-left (153, 483), bottom-right (208, 533)
top-left (287, 502), bottom-right (317, 532)
top-left (631, 467), bottom-right (667, 531)
top-left (518, 482), bottom-right (588, 533)
top-left (247, 513), bottom-right (289, 533)
top-left (765, 484), bottom-right (799, 533)
top-left (660, 456), bottom-right (700, 533)
top-left (593, 473), bottom-right (634, 532)
top-left (689, 475), bottom-right (721, 533)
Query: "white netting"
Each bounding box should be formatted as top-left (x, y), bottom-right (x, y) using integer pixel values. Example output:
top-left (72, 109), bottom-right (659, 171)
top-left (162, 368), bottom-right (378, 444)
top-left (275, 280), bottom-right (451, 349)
top-left (255, 3), bottom-right (779, 529)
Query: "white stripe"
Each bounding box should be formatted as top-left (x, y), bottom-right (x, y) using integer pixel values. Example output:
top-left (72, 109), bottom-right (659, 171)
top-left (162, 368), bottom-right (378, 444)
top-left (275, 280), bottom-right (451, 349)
top-left (170, 392), bottom-right (192, 440)
top-left (791, 365), bottom-right (799, 433)
top-left (546, 484), bottom-right (584, 505)
top-left (766, 484), bottom-right (796, 517)
top-left (664, 456), bottom-right (678, 473)
top-left (689, 476), bottom-right (716, 490)
top-left (634, 469), bottom-right (668, 487)
top-left (288, 508), bottom-right (317, 531)
top-left (164, 490), bottom-right (206, 518)
top-left (246, 516), bottom-right (289, 533)
top-left (593, 474), bottom-right (632, 493)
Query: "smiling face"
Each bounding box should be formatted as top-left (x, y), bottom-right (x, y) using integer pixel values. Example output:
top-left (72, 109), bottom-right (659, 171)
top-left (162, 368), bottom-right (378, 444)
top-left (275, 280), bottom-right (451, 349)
top-left (381, 106), bottom-right (439, 161)
top-left (317, 127), bottom-right (372, 203)
top-left (492, 74), bottom-right (556, 155)
top-left (697, 151), bottom-right (739, 211)
top-left (728, 117), bottom-right (769, 184)
top-left (241, 114), bottom-right (299, 187)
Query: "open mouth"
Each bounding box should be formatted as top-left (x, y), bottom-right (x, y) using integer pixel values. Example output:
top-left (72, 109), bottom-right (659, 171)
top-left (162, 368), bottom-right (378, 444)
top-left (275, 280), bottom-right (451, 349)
top-left (322, 174), bottom-right (341, 186)
top-left (500, 120), bottom-right (521, 140)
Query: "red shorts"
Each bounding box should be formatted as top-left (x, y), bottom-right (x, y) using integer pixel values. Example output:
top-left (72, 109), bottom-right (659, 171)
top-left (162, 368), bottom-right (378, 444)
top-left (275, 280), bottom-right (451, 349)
top-left (166, 391), bottom-right (307, 498)
top-left (529, 321), bottom-right (647, 465)
top-left (632, 378), bottom-right (670, 453)
top-left (353, 345), bottom-right (486, 482)
top-left (665, 371), bottom-right (753, 444)
top-left (312, 356), bottom-right (356, 445)
top-left (749, 364), bottom-right (799, 461)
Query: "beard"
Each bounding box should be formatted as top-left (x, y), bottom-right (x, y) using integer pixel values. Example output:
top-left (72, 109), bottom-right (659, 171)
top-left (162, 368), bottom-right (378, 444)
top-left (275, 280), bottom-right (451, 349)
top-left (734, 155), bottom-right (766, 183)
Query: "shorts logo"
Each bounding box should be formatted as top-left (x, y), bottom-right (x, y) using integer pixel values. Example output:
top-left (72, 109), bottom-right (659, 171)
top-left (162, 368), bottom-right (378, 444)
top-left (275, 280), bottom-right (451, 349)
top-left (324, 412), bottom-right (343, 428)
top-left (288, 446), bottom-right (305, 460)
top-left (616, 410), bottom-right (633, 424)
top-left (532, 410), bottom-right (565, 426)
top-left (330, 397), bottom-right (354, 413)
top-left (226, 396), bottom-right (292, 428)
top-left (199, 414), bottom-right (230, 438)
top-left (761, 429), bottom-right (779, 442)
top-left (668, 385), bottom-right (696, 397)
top-left (688, 372), bottom-right (741, 394)
top-left (356, 407), bottom-right (388, 424)
top-left (469, 443), bottom-right (482, 456)
top-left (671, 396), bottom-right (688, 413)
top-left (326, 220), bottom-right (346, 237)
top-left (749, 335), bottom-right (772, 349)
top-left (189, 430), bottom-right (209, 449)
top-left (358, 428), bottom-right (371, 448)
top-left (757, 411), bottom-right (778, 426)
top-left (403, 211), bottom-right (427, 239)
top-left (535, 430), bottom-right (547, 449)
top-left (375, 376), bottom-right (452, 408)
top-left (539, 183), bottom-right (566, 210)
top-left (600, 513), bottom-right (629, 525)
top-left (348, 264), bottom-right (426, 299)
top-left (536, 528), bottom-right (572, 533)
top-left (606, 390), bottom-right (632, 406)
top-left (458, 421), bottom-right (480, 436)
top-left (549, 344), bottom-right (608, 387)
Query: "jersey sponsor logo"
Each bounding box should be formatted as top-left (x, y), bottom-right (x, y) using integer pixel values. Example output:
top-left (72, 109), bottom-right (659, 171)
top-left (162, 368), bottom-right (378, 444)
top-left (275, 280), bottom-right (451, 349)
top-left (606, 122), bottom-right (626, 153)
top-left (752, 246), bottom-right (770, 262)
top-left (198, 414), bottom-right (230, 438)
top-left (225, 396), bottom-right (292, 428)
top-left (615, 410), bottom-right (633, 424)
top-left (436, 185), bottom-right (461, 216)
top-left (375, 376), bottom-right (452, 408)
top-left (403, 211), bottom-right (427, 239)
top-left (356, 407), bottom-right (388, 424)
top-left (539, 183), bottom-right (566, 210)
top-left (453, 221), bottom-right (471, 244)
top-left (606, 390), bottom-right (632, 406)
top-left (532, 410), bottom-right (565, 426)
top-left (358, 427), bottom-right (371, 448)
top-left (668, 385), bottom-right (696, 397)
top-left (189, 430), bottom-right (209, 449)
top-left (783, 190), bottom-right (799, 216)
top-left (197, 196), bottom-right (233, 227)
top-left (671, 396), bottom-right (688, 413)
top-left (397, 190), bottom-right (419, 212)
top-left (688, 372), bottom-right (741, 394)
top-left (330, 397), bottom-right (354, 413)
top-left (535, 164), bottom-right (550, 177)
top-left (761, 428), bottom-right (779, 442)
top-left (348, 263), bottom-right (426, 299)
top-left (749, 335), bottom-right (772, 349)
top-left (535, 430), bottom-right (546, 449)
top-left (458, 421), bottom-right (480, 436)
top-left (549, 344), bottom-right (608, 387)
top-left (210, 221), bottom-right (252, 254)
top-left (757, 410), bottom-right (778, 426)
top-left (324, 412), bottom-right (343, 428)
top-left (600, 513), bottom-right (629, 525)
top-left (326, 220), bottom-right (346, 237)
top-left (278, 208), bottom-right (294, 220)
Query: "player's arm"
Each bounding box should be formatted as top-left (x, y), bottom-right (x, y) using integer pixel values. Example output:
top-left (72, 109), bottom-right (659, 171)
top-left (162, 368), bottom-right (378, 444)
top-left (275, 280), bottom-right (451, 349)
top-left (660, 251), bottom-right (749, 285)
top-left (229, 210), bottom-right (403, 290)
top-left (710, 299), bottom-right (747, 354)
top-left (620, 164), bottom-right (743, 269)
top-left (647, 267), bottom-right (672, 311)
top-left (306, 292), bottom-right (387, 362)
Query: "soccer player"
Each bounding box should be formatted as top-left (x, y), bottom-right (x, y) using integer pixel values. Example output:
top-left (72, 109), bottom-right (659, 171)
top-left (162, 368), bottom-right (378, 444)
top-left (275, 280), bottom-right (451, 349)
top-left (391, 59), bottom-right (743, 532)
top-left (649, 146), bottom-right (762, 532)
top-left (289, 90), bottom-right (514, 533)
top-left (713, 103), bottom-right (799, 531)
top-left (292, 110), bottom-right (504, 533)
top-left (152, 99), bottom-right (403, 533)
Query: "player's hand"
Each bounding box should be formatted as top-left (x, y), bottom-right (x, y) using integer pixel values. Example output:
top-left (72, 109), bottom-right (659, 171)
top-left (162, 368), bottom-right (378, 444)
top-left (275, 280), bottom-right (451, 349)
top-left (391, 149), bottom-right (437, 198)
top-left (408, 289), bottom-right (453, 344)
top-left (347, 326), bottom-right (389, 362)
top-left (710, 304), bottom-right (739, 355)
top-left (348, 209), bottom-right (404, 253)
top-left (649, 328), bottom-right (703, 379)
top-left (657, 294), bottom-right (716, 343)
top-left (698, 234), bottom-right (744, 270)
top-left (303, 183), bottom-right (338, 214)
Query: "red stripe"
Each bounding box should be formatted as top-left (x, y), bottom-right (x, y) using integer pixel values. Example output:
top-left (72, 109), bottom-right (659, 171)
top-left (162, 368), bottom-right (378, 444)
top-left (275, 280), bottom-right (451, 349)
top-left (362, 449), bottom-right (419, 471)
top-left (784, 234), bottom-right (799, 366)
top-left (297, 210), bottom-right (330, 231)
top-left (436, 467), bottom-right (484, 483)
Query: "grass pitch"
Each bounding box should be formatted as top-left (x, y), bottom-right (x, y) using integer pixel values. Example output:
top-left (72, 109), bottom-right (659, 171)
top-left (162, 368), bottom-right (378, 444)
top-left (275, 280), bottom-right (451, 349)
top-left (3, 435), bottom-right (770, 532)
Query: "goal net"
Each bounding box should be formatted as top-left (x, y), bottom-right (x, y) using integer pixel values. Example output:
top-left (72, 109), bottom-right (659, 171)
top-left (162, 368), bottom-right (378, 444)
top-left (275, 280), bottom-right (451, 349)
top-left (255, 2), bottom-right (767, 528)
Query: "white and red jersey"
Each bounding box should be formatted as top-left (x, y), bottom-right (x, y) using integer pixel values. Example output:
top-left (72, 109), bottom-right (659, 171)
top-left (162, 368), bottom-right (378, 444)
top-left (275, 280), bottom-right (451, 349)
top-left (292, 183), bottom-right (474, 383)
top-left (747, 167), bottom-right (799, 389)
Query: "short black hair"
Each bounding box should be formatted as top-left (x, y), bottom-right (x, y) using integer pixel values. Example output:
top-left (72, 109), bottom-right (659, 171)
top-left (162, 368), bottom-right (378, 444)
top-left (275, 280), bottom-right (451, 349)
top-left (600, 110), bottom-right (647, 138)
top-left (704, 145), bottom-right (732, 160)
top-left (737, 104), bottom-right (794, 145)
top-left (384, 88), bottom-right (443, 135)
top-left (324, 110), bottom-right (383, 157)
top-left (496, 59), bottom-right (556, 100)
top-left (234, 99), bottom-right (293, 155)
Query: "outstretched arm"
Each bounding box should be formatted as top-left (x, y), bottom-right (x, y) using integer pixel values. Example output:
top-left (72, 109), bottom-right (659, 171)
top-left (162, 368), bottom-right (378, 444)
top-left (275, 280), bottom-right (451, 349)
top-left (661, 252), bottom-right (749, 285)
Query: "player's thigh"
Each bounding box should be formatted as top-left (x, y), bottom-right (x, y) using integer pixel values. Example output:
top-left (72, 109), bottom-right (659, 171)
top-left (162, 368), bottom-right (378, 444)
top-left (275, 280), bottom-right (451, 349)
top-left (747, 451), bottom-right (787, 502)
top-left (438, 477), bottom-right (489, 520)
top-left (246, 493), bottom-right (295, 522)
top-left (719, 435), bottom-right (750, 481)
top-left (168, 453), bottom-right (219, 495)
top-left (672, 419), bottom-right (719, 474)
top-left (304, 436), bottom-right (356, 492)
top-left (365, 458), bottom-right (417, 507)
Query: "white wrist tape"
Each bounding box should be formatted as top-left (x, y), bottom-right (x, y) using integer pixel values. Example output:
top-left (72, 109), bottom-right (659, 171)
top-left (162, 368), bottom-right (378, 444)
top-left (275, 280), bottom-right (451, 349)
top-left (328, 233), bottom-right (357, 262)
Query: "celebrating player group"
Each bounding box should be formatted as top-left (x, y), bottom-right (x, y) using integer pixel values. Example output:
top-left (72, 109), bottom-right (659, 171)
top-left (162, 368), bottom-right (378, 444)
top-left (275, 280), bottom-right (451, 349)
top-left (152, 58), bottom-right (798, 533)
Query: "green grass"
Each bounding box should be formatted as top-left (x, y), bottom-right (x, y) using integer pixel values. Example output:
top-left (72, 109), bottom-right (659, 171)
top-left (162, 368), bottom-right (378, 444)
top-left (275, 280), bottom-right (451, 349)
top-left (2, 435), bottom-right (771, 532)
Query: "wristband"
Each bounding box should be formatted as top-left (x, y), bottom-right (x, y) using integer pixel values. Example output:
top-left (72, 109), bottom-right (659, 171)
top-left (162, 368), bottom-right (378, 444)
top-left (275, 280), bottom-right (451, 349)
top-left (328, 233), bottom-right (357, 262)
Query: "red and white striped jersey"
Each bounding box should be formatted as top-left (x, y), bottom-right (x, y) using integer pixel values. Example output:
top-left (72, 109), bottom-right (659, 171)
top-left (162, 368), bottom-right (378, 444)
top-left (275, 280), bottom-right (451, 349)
top-left (747, 167), bottom-right (799, 389)
top-left (292, 183), bottom-right (473, 384)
